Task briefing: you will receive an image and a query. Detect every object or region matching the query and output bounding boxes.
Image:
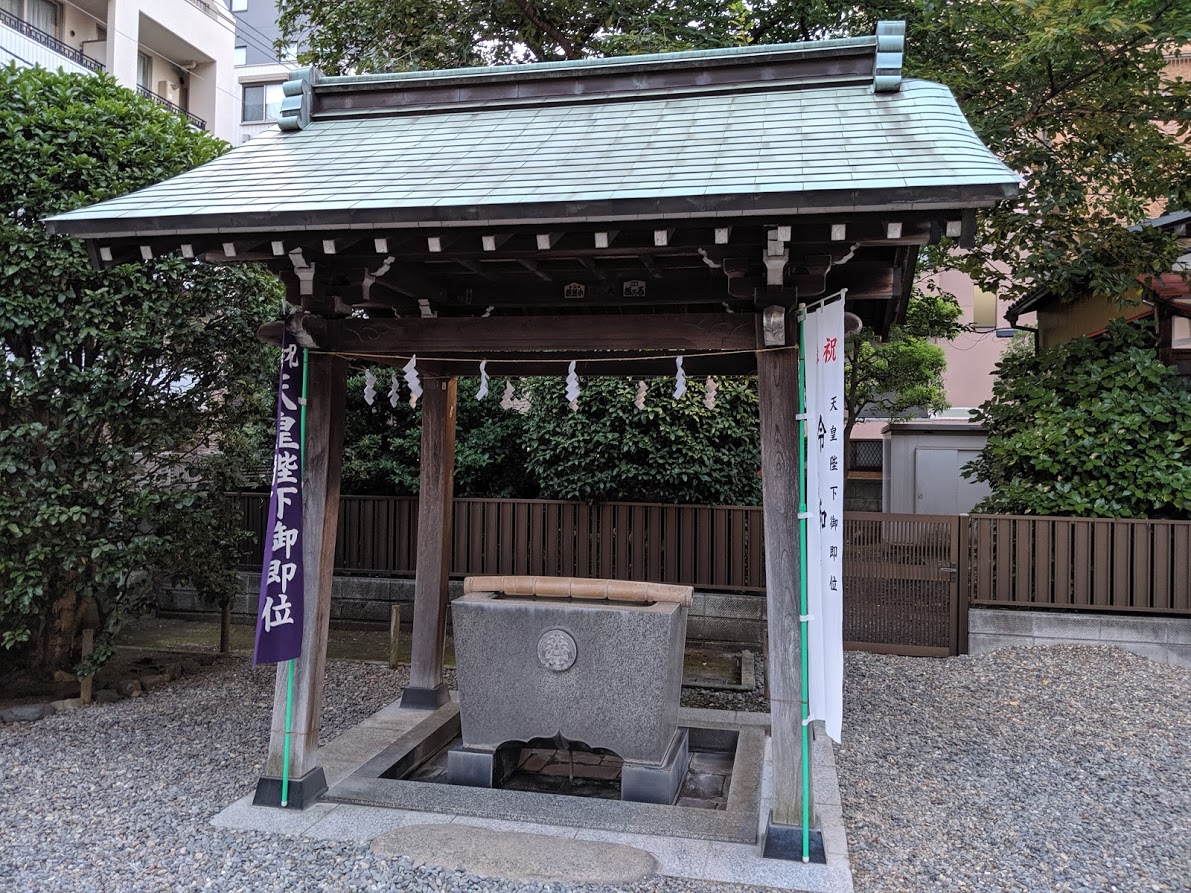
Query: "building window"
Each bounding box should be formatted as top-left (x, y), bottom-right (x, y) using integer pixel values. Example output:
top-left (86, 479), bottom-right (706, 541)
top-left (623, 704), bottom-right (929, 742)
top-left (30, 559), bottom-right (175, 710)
top-left (1173, 316), bottom-right (1191, 351)
top-left (848, 440), bottom-right (884, 473)
top-left (234, 45), bottom-right (246, 66)
top-left (137, 51), bottom-right (152, 90)
top-left (242, 82), bottom-right (284, 122)
top-left (230, 0), bottom-right (248, 11)
top-left (972, 288), bottom-right (998, 332)
top-left (1, 0), bottom-right (61, 37)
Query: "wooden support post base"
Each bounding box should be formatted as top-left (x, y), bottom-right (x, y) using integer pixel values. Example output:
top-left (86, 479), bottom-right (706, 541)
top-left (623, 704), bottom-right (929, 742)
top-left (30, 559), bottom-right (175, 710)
top-left (761, 812), bottom-right (826, 864)
top-left (252, 767), bottom-right (328, 810)
top-left (399, 683), bottom-right (450, 710)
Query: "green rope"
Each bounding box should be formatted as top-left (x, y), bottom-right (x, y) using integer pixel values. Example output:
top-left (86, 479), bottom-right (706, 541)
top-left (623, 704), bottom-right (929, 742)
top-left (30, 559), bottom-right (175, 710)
top-left (796, 305), bottom-right (812, 862)
top-left (281, 347), bottom-right (309, 808)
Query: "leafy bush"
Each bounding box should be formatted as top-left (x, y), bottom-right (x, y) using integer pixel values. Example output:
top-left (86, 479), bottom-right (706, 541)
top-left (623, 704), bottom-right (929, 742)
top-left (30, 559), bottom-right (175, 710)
top-left (967, 319), bottom-right (1191, 518)
top-left (341, 373), bottom-right (536, 498)
top-left (0, 66), bottom-right (277, 675)
top-left (523, 376), bottom-right (761, 505)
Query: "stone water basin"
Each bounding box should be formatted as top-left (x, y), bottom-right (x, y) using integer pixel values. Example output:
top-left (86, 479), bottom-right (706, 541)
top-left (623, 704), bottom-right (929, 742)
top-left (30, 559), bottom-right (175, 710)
top-left (447, 575), bottom-right (692, 804)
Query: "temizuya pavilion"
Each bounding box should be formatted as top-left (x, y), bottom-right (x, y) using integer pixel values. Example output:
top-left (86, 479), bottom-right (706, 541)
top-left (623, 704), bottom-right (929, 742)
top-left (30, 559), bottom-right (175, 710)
top-left (47, 21), bottom-right (1017, 853)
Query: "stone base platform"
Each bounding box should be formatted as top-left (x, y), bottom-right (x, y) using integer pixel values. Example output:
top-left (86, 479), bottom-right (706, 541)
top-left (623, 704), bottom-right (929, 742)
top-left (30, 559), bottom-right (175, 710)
top-left (212, 697), bottom-right (853, 892)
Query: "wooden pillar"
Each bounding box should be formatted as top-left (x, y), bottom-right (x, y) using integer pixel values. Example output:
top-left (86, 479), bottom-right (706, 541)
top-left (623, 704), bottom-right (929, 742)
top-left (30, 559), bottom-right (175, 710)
top-left (255, 352), bottom-right (348, 809)
top-left (401, 376), bottom-right (458, 708)
top-left (756, 323), bottom-right (811, 829)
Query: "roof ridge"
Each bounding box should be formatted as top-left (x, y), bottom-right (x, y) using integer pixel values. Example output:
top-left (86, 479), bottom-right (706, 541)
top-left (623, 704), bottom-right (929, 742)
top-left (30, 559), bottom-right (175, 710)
top-left (278, 22), bottom-right (906, 131)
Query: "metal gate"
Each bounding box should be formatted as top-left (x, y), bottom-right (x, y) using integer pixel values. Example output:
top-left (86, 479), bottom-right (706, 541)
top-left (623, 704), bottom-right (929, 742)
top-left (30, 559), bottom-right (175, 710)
top-left (843, 512), bottom-right (963, 656)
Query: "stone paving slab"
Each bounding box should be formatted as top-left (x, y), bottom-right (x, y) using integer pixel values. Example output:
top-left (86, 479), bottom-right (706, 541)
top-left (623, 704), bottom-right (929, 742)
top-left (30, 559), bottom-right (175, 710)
top-left (210, 701), bottom-right (851, 892)
top-left (371, 823), bottom-right (660, 885)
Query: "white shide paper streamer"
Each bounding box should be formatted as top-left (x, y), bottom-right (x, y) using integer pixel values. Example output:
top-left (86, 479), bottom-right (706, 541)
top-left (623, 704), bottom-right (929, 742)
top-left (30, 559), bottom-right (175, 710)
top-left (403, 356), bottom-right (422, 408)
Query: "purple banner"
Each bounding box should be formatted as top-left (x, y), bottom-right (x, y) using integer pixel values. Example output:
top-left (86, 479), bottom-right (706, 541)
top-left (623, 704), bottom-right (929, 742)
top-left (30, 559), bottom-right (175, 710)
top-left (252, 331), bottom-right (305, 666)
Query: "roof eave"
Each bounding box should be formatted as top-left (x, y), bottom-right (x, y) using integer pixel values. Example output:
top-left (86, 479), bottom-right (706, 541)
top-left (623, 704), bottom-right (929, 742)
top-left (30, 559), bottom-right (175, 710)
top-left (45, 182), bottom-right (1020, 241)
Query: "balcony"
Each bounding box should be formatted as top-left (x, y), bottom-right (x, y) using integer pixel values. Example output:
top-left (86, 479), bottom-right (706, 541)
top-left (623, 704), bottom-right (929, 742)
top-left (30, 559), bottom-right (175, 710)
top-left (136, 85), bottom-right (206, 131)
top-left (0, 7), bottom-right (103, 74)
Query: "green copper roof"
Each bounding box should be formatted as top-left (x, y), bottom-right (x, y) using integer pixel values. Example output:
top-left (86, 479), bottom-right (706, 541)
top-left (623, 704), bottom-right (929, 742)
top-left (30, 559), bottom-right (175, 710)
top-left (46, 81), bottom-right (1017, 239)
top-left (45, 25), bottom-right (1018, 241)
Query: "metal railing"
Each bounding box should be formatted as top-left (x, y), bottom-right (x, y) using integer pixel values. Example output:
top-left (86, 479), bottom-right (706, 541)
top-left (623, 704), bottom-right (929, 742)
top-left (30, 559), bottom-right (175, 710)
top-left (0, 8), bottom-right (103, 73)
top-left (136, 85), bottom-right (206, 130)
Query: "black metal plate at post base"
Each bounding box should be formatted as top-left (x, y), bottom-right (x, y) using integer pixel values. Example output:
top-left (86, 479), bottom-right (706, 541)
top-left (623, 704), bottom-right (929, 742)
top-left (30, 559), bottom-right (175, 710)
top-left (253, 767), bottom-right (328, 810)
top-left (400, 683), bottom-right (450, 710)
top-left (762, 811), bottom-right (827, 863)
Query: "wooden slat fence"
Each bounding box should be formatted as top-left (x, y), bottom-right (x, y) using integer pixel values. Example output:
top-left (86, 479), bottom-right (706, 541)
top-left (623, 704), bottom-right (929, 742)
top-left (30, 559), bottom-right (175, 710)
top-left (233, 494), bottom-right (962, 654)
top-left (233, 496), bottom-right (1191, 656)
top-left (967, 514), bottom-right (1191, 614)
top-left (236, 494), bottom-right (766, 590)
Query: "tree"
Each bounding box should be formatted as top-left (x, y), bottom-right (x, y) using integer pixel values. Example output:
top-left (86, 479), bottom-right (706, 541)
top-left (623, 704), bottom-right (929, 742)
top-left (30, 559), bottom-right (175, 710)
top-left (275, 0), bottom-right (750, 73)
top-left (340, 371), bottom-right (536, 497)
top-left (965, 319), bottom-right (1191, 519)
top-left (0, 66), bottom-right (278, 677)
top-left (523, 376), bottom-right (761, 505)
top-left (337, 371), bottom-right (762, 505)
top-left (843, 292), bottom-right (961, 455)
top-left (277, 0), bottom-right (1191, 306)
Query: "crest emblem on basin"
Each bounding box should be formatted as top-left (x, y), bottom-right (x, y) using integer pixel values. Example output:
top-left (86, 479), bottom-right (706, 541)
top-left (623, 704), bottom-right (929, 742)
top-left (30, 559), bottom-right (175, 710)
top-left (537, 629), bottom-right (577, 671)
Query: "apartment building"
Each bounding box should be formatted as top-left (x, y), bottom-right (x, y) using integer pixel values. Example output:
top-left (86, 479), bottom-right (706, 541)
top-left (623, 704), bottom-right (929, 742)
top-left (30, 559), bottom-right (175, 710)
top-left (0, 0), bottom-right (239, 141)
top-left (225, 0), bottom-right (291, 144)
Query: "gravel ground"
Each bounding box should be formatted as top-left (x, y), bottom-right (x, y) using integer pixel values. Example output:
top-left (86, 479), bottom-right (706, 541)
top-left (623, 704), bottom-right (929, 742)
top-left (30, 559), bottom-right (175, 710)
top-left (1, 645), bottom-right (1187, 892)
top-left (837, 645), bottom-right (1191, 893)
top-left (0, 657), bottom-right (758, 893)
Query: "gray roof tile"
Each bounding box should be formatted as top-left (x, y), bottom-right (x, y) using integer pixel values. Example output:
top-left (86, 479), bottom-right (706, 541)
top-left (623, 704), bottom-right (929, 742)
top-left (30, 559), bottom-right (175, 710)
top-left (47, 79), bottom-right (1017, 238)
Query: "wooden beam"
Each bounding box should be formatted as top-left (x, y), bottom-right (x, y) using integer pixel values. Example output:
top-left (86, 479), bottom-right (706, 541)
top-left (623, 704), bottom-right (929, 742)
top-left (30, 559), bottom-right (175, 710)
top-left (578, 257), bottom-right (609, 281)
top-left (756, 336), bottom-right (810, 828)
top-left (639, 255), bottom-right (662, 280)
top-left (880, 245), bottom-right (919, 337)
top-left (433, 277), bottom-right (738, 308)
top-left (352, 351), bottom-right (758, 377)
top-left (260, 353), bottom-right (348, 799)
top-left (519, 258), bottom-right (552, 282)
top-left (298, 313), bottom-right (759, 355)
top-left (402, 377), bottom-right (457, 709)
top-left (454, 258), bottom-right (494, 280)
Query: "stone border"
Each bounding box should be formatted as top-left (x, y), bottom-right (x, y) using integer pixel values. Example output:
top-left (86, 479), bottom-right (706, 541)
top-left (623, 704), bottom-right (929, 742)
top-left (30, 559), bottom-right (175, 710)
top-left (969, 608), bottom-right (1191, 668)
top-left (324, 704), bottom-right (766, 844)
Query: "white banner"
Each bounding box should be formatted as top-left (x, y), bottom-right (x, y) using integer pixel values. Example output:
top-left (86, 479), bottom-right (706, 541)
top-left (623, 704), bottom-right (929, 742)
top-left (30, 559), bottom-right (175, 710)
top-left (804, 298), bottom-right (845, 742)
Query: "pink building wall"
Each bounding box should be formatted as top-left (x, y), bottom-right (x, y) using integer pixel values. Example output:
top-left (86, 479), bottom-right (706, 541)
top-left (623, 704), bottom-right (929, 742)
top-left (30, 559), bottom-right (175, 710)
top-left (850, 268), bottom-right (1022, 441)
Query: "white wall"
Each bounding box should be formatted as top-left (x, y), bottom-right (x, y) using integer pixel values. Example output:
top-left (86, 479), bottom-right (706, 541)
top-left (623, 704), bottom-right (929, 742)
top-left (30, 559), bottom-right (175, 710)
top-left (0, 16), bottom-right (95, 73)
